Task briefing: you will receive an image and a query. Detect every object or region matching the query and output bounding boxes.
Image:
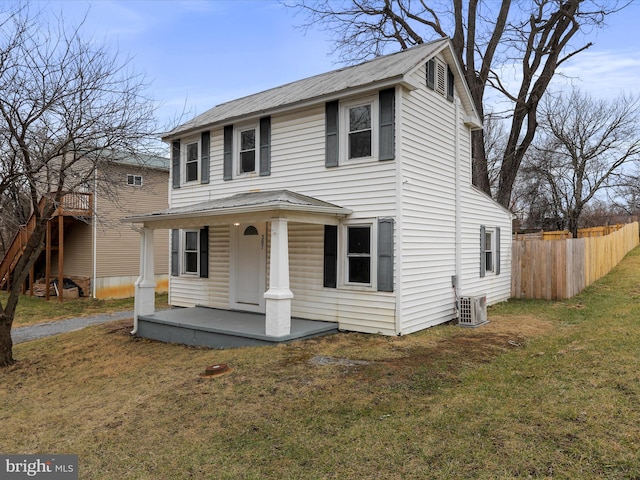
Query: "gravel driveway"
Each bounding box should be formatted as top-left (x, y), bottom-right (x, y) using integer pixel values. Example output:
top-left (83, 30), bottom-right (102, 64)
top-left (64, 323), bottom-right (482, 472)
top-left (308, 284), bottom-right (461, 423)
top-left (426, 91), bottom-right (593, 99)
top-left (11, 310), bottom-right (134, 344)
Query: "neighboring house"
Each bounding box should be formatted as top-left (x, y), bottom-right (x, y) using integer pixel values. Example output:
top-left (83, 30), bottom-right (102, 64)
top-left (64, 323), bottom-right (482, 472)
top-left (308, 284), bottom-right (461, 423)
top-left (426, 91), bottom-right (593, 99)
top-left (0, 153), bottom-right (170, 299)
top-left (126, 38), bottom-right (512, 345)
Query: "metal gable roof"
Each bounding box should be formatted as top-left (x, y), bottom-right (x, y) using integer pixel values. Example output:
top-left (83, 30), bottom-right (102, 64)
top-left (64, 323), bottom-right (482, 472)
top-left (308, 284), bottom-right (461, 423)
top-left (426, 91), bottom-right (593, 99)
top-left (163, 38), bottom-right (451, 140)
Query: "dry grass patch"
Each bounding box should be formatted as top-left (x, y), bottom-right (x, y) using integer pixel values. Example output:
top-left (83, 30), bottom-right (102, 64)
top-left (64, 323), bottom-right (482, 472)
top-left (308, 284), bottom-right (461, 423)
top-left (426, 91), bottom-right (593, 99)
top-left (3, 249), bottom-right (640, 478)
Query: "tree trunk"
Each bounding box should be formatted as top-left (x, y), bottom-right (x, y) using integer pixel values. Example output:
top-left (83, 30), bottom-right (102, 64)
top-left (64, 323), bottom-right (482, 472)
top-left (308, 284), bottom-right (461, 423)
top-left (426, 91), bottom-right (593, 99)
top-left (0, 314), bottom-right (15, 367)
top-left (472, 130), bottom-right (491, 194)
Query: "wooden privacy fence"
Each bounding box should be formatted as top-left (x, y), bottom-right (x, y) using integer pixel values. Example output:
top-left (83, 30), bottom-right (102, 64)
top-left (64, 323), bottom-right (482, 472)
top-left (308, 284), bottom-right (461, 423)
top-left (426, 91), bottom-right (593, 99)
top-left (511, 222), bottom-right (639, 300)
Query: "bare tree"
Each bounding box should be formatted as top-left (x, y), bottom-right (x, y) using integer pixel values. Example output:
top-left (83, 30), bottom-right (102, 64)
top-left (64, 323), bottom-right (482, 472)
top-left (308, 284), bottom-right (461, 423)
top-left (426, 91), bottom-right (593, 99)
top-left (520, 89), bottom-right (640, 237)
top-left (0, 5), bottom-right (158, 367)
top-left (286, 0), bottom-right (623, 207)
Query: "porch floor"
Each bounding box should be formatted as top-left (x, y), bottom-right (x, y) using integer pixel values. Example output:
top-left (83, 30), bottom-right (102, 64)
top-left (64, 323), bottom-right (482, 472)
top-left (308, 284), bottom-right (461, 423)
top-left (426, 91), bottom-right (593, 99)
top-left (137, 306), bottom-right (339, 349)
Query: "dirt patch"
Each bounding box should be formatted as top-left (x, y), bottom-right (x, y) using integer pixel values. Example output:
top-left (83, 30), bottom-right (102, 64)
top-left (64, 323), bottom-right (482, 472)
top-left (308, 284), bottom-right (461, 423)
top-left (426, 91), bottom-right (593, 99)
top-left (103, 318), bottom-right (134, 335)
top-left (349, 314), bottom-right (555, 391)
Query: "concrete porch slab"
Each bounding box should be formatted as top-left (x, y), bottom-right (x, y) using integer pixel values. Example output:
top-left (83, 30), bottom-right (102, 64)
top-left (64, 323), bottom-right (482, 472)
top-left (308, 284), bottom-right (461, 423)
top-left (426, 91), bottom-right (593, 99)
top-left (137, 306), bottom-right (339, 349)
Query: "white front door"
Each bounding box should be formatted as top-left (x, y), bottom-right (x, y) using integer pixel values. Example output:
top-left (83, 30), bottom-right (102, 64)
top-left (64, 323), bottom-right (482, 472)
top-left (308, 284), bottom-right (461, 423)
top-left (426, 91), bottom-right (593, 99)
top-left (231, 223), bottom-right (266, 312)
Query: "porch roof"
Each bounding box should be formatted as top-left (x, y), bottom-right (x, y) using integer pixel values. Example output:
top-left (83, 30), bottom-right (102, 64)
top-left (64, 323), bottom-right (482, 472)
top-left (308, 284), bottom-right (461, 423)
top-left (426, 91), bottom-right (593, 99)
top-left (122, 190), bottom-right (352, 225)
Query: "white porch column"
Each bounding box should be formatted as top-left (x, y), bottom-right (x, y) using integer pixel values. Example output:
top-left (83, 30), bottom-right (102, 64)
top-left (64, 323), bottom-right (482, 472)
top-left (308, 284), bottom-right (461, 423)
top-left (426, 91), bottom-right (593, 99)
top-left (133, 227), bottom-right (156, 331)
top-left (264, 218), bottom-right (293, 337)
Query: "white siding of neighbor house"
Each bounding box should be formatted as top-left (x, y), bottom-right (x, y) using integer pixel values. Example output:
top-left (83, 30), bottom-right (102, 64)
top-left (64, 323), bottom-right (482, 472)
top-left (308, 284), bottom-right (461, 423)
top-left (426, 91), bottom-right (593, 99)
top-left (167, 105), bottom-right (399, 334)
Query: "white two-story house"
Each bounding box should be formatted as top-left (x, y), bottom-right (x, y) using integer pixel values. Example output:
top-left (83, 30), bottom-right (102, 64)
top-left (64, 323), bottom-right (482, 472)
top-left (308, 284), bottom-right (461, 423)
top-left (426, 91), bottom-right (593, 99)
top-left (125, 37), bottom-right (512, 348)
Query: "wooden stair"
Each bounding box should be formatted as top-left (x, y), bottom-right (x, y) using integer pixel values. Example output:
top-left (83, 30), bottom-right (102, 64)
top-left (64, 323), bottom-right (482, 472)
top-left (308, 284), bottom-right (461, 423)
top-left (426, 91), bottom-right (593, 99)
top-left (0, 193), bottom-right (92, 292)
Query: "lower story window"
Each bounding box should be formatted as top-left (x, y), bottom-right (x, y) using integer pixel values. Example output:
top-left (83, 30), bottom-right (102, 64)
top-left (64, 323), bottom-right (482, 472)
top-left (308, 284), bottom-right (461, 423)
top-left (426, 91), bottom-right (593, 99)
top-left (347, 225), bottom-right (371, 284)
top-left (184, 230), bottom-right (199, 274)
top-left (485, 229), bottom-right (494, 273)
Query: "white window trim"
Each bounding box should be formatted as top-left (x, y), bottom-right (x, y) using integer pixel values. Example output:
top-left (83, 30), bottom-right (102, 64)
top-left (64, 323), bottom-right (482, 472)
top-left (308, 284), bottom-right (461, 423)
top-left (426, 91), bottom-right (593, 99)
top-left (339, 94), bottom-right (379, 164)
top-left (234, 122), bottom-right (260, 176)
top-left (126, 174), bottom-right (143, 186)
top-left (182, 229), bottom-right (200, 276)
top-left (183, 137), bottom-right (200, 184)
top-left (338, 219), bottom-right (377, 290)
top-left (485, 228), bottom-right (495, 274)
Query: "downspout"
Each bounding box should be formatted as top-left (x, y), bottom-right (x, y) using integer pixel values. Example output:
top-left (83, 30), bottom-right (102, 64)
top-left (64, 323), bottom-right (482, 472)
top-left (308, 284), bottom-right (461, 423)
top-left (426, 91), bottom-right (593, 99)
top-left (394, 85), bottom-right (403, 335)
top-left (92, 168), bottom-right (98, 298)
top-left (454, 98), bottom-right (462, 318)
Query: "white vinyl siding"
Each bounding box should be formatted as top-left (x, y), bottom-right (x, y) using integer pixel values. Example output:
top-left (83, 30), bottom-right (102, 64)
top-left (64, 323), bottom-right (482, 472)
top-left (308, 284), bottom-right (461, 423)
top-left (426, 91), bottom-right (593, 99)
top-left (398, 55), bottom-right (511, 334)
top-left (166, 53), bottom-right (511, 336)
top-left (170, 224), bottom-right (229, 308)
top-left (288, 223), bottom-right (396, 335)
top-left (169, 105), bottom-right (397, 218)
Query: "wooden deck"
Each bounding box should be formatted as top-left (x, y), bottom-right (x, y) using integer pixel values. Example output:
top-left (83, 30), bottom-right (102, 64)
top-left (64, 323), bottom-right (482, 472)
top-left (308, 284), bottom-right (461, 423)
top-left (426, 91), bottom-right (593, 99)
top-left (137, 307), bottom-right (339, 349)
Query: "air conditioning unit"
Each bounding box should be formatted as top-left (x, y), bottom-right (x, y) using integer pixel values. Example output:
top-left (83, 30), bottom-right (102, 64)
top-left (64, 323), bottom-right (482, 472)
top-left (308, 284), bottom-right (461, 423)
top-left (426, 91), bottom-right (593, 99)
top-left (459, 295), bottom-right (488, 327)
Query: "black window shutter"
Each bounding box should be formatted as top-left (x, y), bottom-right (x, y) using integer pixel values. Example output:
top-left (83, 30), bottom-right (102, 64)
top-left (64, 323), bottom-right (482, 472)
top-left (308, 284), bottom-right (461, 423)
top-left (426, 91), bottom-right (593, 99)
top-left (200, 131), bottom-right (210, 184)
top-left (323, 225), bottom-right (337, 288)
top-left (259, 116), bottom-right (271, 176)
top-left (480, 225), bottom-right (486, 278)
top-left (495, 226), bottom-right (501, 276)
top-left (199, 226), bottom-right (209, 279)
top-left (426, 59), bottom-right (435, 90)
top-left (447, 65), bottom-right (454, 101)
top-left (223, 125), bottom-right (233, 181)
top-left (379, 88), bottom-right (395, 161)
top-left (377, 218), bottom-right (394, 292)
top-left (171, 140), bottom-right (181, 189)
top-left (171, 229), bottom-right (179, 276)
top-left (325, 101), bottom-right (339, 168)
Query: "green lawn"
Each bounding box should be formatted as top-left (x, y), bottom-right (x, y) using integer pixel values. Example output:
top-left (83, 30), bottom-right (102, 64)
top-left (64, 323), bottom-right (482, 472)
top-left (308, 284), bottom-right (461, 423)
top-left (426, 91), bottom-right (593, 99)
top-left (2, 249), bottom-right (640, 478)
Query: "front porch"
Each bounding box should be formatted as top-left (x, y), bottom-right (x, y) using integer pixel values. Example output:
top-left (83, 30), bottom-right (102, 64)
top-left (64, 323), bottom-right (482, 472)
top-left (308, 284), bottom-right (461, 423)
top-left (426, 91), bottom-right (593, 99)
top-left (137, 307), bottom-right (339, 349)
top-left (125, 190), bottom-right (352, 347)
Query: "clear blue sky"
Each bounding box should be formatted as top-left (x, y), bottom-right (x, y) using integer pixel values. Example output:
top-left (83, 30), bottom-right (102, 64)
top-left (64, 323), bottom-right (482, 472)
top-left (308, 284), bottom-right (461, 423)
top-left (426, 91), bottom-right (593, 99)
top-left (44, 0), bottom-right (640, 135)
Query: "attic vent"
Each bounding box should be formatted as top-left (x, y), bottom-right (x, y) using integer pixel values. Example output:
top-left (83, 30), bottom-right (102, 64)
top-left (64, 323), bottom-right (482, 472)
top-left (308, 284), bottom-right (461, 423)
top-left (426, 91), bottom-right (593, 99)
top-left (436, 60), bottom-right (446, 96)
top-left (459, 295), bottom-right (488, 327)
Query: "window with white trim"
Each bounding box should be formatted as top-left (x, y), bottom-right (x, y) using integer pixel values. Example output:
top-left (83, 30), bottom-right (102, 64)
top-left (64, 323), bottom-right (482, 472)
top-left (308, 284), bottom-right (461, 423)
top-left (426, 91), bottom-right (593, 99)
top-left (236, 123), bottom-right (259, 175)
top-left (185, 140), bottom-right (199, 183)
top-left (341, 222), bottom-right (376, 287)
top-left (126, 174), bottom-right (142, 186)
top-left (341, 95), bottom-right (378, 162)
top-left (485, 229), bottom-right (494, 273)
top-left (480, 225), bottom-right (500, 278)
top-left (183, 230), bottom-right (199, 275)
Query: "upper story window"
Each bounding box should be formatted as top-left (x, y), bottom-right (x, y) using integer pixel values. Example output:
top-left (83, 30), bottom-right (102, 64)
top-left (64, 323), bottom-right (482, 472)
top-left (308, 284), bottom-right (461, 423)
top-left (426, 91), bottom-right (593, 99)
top-left (171, 131), bottom-right (210, 189)
top-left (348, 104), bottom-right (372, 159)
top-left (127, 174), bottom-right (142, 186)
top-left (223, 117), bottom-right (271, 180)
top-left (341, 96), bottom-right (378, 162)
top-left (185, 141), bottom-right (199, 182)
top-left (238, 125), bottom-right (257, 174)
top-left (325, 89), bottom-right (395, 168)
